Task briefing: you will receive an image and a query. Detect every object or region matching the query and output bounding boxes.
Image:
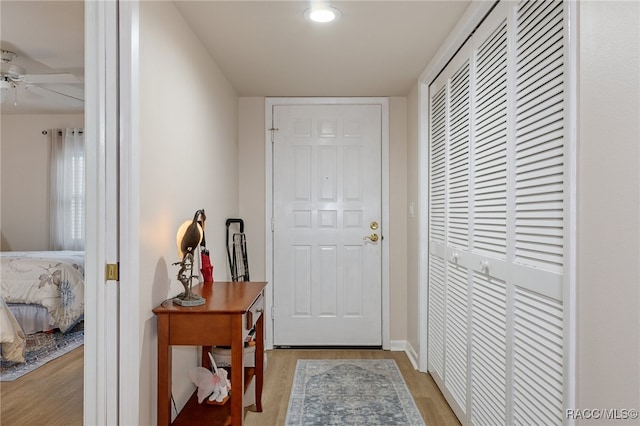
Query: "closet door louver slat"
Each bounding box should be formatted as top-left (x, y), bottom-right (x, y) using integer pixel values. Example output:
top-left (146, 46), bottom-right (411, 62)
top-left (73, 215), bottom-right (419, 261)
top-left (428, 254), bottom-right (446, 379)
top-left (428, 84), bottom-right (447, 381)
top-left (473, 20), bottom-right (508, 260)
top-left (513, 287), bottom-right (564, 425)
top-left (514, 0), bottom-right (565, 274)
top-left (471, 273), bottom-right (507, 426)
top-left (447, 62), bottom-right (470, 251)
top-left (430, 87), bottom-right (447, 246)
top-left (445, 263), bottom-right (469, 413)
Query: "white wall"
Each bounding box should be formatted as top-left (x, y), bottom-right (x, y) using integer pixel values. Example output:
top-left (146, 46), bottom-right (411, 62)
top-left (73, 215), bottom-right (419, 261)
top-left (389, 97), bottom-right (409, 344)
top-left (238, 97), bottom-right (266, 281)
top-left (0, 114), bottom-right (84, 250)
top-left (577, 1), bottom-right (640, 423)
top-left (406, 83), bottom-right (420, 355)
top-left (137, 2), bottom-right (239, 424)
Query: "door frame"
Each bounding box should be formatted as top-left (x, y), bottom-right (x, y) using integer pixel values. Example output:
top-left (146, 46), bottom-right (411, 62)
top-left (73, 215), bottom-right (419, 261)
top-left (85, 1), bottom-right (140, 424)
top-left (116, 1), bottom-right (141, 424)
top-left (265, 97), bottom-right (390, 350)
top-left (84, 1), bottom-right (120, 423)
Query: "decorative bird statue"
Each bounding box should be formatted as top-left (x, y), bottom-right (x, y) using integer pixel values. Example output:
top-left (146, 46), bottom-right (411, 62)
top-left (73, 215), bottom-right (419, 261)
top-left (173, 209), bottom-right (206, 306)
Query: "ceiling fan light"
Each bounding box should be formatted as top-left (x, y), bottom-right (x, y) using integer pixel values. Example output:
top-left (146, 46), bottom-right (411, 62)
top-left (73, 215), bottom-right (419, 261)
top-left (7, 64), bottom-right (26, 79)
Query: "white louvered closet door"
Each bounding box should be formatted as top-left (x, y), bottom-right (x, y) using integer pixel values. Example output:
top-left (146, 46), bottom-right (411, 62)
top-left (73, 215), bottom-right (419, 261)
top-left (512, 1), bottom-right (566, 423)
top-left (427, 1), bottom-right (568, 425)
top-left (429, 39), bottom-right (474, 419)
top-left (470, 8), bottom-right (509, 426)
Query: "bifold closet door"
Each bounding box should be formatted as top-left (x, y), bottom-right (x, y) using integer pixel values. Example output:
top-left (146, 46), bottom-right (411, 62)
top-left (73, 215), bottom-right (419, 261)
top-left (469, 11), bottom-right (509, 426)
top-left (511, 1), bottom-right (566, 422)
top-left (428, 41), bottom-right (474, 420)
top-left (427, 1), bottom-right (568, 424)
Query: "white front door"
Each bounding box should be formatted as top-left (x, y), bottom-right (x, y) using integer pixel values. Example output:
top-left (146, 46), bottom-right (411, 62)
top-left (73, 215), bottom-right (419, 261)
top-left (272, 103), bottom-right (383, 346)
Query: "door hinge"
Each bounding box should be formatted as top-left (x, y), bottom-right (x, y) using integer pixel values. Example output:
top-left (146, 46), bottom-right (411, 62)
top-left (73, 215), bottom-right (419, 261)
top-left (269, 127), bottom-right (279, 143)
top-left (106, 263), bottom-right (119, 281)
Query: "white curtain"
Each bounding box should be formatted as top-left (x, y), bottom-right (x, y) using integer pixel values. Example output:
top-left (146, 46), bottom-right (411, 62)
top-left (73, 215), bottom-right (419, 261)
top-left (49, 128), bottom-right (85, 251)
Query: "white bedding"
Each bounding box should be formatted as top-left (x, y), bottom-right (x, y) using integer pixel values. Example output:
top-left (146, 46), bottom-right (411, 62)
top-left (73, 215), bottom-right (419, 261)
top-left (0, 251), bottom-right (84, 333)
top-left (0, 296), bottom-right (25, 363)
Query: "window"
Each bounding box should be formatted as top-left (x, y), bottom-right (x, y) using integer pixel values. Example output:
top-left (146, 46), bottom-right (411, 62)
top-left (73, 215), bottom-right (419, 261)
top-left (69, 154), bottom-right (84, 242)
top-left (49, 128), bottom-right (85, 251)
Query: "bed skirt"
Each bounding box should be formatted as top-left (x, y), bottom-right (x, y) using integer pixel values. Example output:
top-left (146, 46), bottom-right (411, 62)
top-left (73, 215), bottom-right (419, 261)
top-left (7, 304), bottom-right (53, 335)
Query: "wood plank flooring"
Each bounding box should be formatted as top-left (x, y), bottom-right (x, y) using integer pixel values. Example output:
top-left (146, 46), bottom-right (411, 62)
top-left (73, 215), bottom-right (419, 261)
top-left (0, 348), bottom-right (459, 426)
top-left (0, 346), bottom-right (83, 426)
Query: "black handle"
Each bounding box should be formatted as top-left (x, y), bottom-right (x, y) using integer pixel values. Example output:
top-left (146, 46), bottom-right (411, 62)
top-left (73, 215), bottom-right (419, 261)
top-left (225, 218), bottom-right (244, 233)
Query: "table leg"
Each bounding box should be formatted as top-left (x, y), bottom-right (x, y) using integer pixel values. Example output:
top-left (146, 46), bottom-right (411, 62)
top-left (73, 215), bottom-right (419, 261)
top-left (230, 316), bottom-right (244, 426)
top-left (255, 313), bottom-right (264, 412)
top-left (157, 315), bottom-right (171, 426)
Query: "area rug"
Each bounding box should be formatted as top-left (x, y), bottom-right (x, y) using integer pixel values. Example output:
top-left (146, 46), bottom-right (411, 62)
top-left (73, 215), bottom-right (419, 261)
top-left (0, 321), bottom-right (84, 382)
top-left (285, 359), bottom-right (426, 426)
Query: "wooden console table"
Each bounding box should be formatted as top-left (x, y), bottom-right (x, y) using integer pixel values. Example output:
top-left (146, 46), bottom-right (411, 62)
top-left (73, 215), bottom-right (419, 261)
top-left (153, 281), bottom-right (267, 426)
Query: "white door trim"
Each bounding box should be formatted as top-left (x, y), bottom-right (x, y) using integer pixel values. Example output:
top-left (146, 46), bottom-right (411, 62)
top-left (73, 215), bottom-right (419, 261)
top-left (118, 1), bottom-right (141, 424)
top-left (83, 2), bottom-right (102, 422)
top-left (85, 1), bottom-right (141, 424)
top-left (265, 97), bottom-right (390, 350)
top-left (84, 1), bottom-right (120, 423)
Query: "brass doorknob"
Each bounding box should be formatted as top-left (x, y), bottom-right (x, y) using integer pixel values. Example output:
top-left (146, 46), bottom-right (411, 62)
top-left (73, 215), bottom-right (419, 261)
top-left (364, 233), bottom-right (379, 242)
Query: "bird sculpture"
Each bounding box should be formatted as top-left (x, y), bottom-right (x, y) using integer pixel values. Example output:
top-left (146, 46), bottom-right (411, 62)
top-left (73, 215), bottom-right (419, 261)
top-left (173, 210), bottom-right (206, 306)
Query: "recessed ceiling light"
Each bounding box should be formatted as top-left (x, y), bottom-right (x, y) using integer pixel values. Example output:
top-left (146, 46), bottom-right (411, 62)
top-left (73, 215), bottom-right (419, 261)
top-left (304, 6), bottom-right (341, 23)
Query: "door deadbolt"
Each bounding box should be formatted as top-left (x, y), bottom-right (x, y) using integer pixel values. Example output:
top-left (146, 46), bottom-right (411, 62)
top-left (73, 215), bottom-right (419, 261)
top-left (370, 221), bottom-right (379, 230)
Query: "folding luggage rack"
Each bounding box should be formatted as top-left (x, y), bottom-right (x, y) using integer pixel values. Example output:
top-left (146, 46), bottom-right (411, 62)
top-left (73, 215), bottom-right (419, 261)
top-left (225, 218), bottom-right (249, 282)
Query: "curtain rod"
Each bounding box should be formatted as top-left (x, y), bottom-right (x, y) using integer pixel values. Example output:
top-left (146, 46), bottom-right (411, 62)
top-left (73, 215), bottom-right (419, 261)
top-left (42, 129), bottom-right (84, 136)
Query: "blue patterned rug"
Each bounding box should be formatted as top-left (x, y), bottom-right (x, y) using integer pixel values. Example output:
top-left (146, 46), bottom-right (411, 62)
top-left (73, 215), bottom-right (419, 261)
top-left (0, 321), bottom-right (84, 382)
top-left (285, 359), bottom-right (426, 426)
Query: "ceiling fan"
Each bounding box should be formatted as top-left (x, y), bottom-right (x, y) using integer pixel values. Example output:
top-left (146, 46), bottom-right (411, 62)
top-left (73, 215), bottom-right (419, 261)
top-left (0, 49), bottom-right (83, 106)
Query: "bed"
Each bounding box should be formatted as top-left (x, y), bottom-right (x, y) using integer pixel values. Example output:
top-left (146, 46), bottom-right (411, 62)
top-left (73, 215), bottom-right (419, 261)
top-left (0, 296), bottom-right (26, 363)
top-left (0, 251), bottom-right (85, 361)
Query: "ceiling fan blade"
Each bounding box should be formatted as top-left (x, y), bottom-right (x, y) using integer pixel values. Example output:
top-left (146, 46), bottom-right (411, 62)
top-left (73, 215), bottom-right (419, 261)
top-left (22, 73), bottom-right (81, 85)
top-left (25, 85), bottom-right (84, 106)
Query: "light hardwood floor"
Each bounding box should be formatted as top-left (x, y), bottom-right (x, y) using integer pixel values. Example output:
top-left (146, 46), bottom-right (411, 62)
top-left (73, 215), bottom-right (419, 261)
top-left (0, 346), bottom-right (83, 426)
top-left (0, 348), bottom-right (459, 426)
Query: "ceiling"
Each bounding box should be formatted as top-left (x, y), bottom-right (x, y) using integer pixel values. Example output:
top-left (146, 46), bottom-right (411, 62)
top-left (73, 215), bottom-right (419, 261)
top-left (174, 1), bottom-right (470, 97)
top-left (0, 0), bottom-right (471, 114)
top-left (0, 1), bottom-right (84, 115)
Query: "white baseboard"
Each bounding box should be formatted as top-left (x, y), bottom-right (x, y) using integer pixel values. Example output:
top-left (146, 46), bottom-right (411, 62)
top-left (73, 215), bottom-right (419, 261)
top-left (389, 340), bottom-right (419, 370)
